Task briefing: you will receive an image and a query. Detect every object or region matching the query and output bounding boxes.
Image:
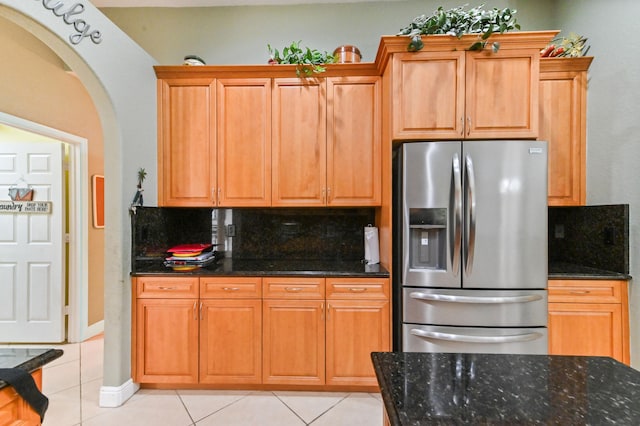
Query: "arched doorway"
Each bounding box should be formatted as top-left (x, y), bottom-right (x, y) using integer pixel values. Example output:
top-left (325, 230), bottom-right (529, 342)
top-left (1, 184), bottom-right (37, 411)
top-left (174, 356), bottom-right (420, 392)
top-left (0, 1), bottom-right (158, 406)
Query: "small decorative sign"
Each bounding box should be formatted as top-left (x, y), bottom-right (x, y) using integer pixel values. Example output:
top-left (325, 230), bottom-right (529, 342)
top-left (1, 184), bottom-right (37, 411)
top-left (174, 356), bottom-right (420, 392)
top-left (0, 201), bottom-right (52, 214)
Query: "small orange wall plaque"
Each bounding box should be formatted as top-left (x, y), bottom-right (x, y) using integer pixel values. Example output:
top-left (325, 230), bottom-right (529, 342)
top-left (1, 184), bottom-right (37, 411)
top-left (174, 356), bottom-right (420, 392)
top-left (92, 175), bottom-right (104, 228)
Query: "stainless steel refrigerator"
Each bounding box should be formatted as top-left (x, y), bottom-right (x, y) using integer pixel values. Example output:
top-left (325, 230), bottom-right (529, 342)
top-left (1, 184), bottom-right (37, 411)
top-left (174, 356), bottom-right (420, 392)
top-left (393, 140), bottom-right (548, 354)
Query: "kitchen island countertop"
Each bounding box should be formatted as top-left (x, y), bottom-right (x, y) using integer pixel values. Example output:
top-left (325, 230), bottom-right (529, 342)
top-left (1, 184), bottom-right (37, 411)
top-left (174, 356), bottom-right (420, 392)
top-left (0, 348), bottom-right (63, 390)
top-left (372, 351), bottom-right (640, 425)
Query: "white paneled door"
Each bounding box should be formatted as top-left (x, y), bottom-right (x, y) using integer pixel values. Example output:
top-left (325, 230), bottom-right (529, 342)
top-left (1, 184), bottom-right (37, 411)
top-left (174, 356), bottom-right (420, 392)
top-left (0, 141), bottom-right (65, 342)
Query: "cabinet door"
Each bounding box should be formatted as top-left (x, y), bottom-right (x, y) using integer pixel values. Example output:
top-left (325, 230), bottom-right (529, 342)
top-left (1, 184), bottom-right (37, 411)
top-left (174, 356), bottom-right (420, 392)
top-left (325, 299), bottom-right (389, 386)
top-left (548, 303), bottom-right (624, 362)
top-left (262, 299), bottom-right (325, 385)
top-left (158, 79), bottom-right (216, 206)
top-left (391, 51), bottom-right (465, 140)
top-left (200, 299), bottom-right (262, 384)
top-left (272, 78), bottom-right (327, 206)
top-left (465, 49), bottom-right (539, 139)
top-left (135, 299), bottom-right (199, 384)
top-left (540, 61), bottom-right (589, 206)
top-left (327, 77), bottom-right (381, 206)
top-left (217, 79), bottom-right (271, 206)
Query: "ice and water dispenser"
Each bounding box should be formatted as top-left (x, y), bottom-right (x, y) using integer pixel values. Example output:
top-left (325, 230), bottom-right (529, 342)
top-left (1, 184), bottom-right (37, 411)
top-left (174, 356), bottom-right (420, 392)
top-left (408, 208), bottom-right (447, 270)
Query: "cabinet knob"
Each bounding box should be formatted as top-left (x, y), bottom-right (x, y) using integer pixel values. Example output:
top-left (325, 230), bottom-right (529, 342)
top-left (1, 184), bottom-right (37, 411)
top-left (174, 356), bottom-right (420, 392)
top-left (223, 287), bottom-right (240, 291)
top-left (285, 287), bottom-right (303, 292)
top-left (349, 287), bottom-right (367, 292)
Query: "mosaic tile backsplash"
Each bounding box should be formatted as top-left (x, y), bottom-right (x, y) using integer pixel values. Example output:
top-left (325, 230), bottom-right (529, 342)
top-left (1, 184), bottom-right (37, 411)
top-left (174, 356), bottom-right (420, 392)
top-left (548, 204), bottom-right (629, 274)
top-left (132, 207), bottom-right (375, 262)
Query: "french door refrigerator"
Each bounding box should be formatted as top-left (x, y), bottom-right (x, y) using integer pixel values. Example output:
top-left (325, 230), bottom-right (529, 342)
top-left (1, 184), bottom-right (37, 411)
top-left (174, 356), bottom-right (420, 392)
top-left (393, 140), bottom-right (548, 354)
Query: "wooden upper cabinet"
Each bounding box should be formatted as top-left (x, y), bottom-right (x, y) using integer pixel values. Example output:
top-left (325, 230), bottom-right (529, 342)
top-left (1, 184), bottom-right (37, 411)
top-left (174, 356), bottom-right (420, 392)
top-left (217, 79), bottom-right (272, 206)
top-left (327, 76), bottom-right (382, 206)
top-left (540, 57), bottom-right (592, 206)
top-left (272, 78), bottom-right (327, 206)
top-left (391, 50), bottom-right (465, 139)
top-left (158, 78), bottom-right (216, 206)
top-left (381, 32), bottom-right (555, 140)
top-left (390, 49), bottom-right (539, 140)
top-left (465, 49), bottom-right (539, 139)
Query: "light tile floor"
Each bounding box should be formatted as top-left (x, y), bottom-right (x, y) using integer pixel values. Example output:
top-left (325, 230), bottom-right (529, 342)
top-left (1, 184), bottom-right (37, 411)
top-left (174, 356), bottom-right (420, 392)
top-left (3, 335), bottom-right (384, 425)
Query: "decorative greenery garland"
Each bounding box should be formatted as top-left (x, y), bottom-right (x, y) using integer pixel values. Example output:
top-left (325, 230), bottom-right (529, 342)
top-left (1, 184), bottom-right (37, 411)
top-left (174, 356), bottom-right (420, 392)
top-left (397, 4), bottom-right (521, 52)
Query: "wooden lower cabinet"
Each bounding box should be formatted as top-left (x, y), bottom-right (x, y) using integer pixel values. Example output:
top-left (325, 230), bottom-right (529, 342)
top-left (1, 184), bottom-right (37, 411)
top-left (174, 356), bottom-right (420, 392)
top-left (548, 279), bottom-right (630, 365)
top-left (135, 298), bottom-right (199, 384)
top-left (262, 299), bottom-right (326, 385)
top-left (200, 299), bottom-right (262, 384)
top-left (326, 278), bottom-right (390, 387)
top-left (133, 275), bottom-right (390, 389)
top-left (199, 277), bottom-right (263, 384)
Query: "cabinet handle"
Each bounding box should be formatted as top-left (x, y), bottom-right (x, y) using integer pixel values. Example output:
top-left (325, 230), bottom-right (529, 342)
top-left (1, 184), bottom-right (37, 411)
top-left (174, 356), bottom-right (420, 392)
top-left (322, 188), bottom-right (326, 204)
top-left (466, 116), bottom-right (471, 136)
top-left (218, 188), bottom-right (221, 203)
top-left (285, 287), bottom-right (303, 292)
top-left (322, 303), bottom-right (326, 321)
top-left (460, 117), bottom-right (464, 136)
top-left (223, 287), bottom-right (240, 291)
top-left (211, 188), bottom-right (216, 204)
top-left (327, 303), bottom-right (330, 320)
top-left (569, 290), bottom-right (591, 295)
top-left (199, 301), bottom-right (203, 320)
top-left (349, 287), bottom-right (367, 292)
top-left (158, 286), bottom-right (177, 291)
top-left (193, 301), bottom-right (197, 321)
top-left (326, 187), bottom-right (331, 203)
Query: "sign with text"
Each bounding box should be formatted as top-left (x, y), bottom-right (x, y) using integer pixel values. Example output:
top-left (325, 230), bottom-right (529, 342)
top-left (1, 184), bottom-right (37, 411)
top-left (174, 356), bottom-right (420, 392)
top-left (0, 201), bottom-right (53, 214)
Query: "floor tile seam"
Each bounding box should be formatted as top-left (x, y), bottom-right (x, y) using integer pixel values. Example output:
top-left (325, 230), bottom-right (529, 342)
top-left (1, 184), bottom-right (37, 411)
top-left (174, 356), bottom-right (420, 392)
top-left (181, 389), bottom-right (253, 424)
top-left (304, 392), bottom-right (352, 425)
top-left (272, 391), bottom-right (310, 425)
top-left (176, 389), bottom-right (197, 425)
top-left (274, 391), bottom-right (351, 425)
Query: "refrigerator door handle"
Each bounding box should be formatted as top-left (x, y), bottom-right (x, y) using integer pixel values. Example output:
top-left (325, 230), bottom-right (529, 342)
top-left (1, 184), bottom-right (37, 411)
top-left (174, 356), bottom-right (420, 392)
top-left (464, 155), bottom-right (477, 275)
top-left (451, 153), bottom-right (462, 276)
top-left (410, 328), bottom-right (544, 344)
top-left (409, 292), bottom-right (544, 304)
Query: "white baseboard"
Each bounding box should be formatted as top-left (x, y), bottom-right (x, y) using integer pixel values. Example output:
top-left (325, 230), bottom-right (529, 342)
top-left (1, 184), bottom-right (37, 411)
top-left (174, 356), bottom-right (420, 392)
top-left (99, 378), bottom-right (140, 407)
top-left (84, 320), bottom-right (104, 341)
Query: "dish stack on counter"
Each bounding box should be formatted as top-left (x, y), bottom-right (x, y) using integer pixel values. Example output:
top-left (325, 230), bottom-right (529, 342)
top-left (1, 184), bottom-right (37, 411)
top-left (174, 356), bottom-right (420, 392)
top-left (164, 243), bottom-right (219, 271)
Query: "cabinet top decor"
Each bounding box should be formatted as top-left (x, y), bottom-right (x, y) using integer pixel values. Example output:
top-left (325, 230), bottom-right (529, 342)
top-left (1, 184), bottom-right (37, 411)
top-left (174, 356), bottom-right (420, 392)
top-left (154, 32), bottom-right (559, 80)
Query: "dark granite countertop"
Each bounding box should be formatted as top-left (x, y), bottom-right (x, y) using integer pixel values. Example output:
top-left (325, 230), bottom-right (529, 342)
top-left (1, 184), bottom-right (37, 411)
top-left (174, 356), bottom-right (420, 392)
top-left (372, 352), bottom-right (640, 425)
top-left (132, 257), bottom-right (390, 278)
top-left (549, 262), bottom-right (631, 280)
top-left (0, 348), bottom-right (63, 390)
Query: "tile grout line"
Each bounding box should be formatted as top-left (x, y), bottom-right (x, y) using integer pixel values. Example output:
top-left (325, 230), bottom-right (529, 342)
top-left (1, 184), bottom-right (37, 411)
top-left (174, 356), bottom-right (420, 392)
top-left (175, 390), bottom-right (197, 425)
top-left (306, 393), bottom-right (351, 425)
top-left (272, 391), bottom-right (309, 425)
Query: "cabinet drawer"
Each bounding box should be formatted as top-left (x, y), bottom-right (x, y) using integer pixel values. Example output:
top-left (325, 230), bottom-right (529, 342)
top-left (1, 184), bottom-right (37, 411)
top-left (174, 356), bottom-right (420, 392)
top-left (263, 277), bottom-right (325, 299)
top-left (548, 280), bottom-right (624, 304)
top-left (326, 278), bottom-right (389, 300)
top-left (200, 277), bottom-right (262, 298)
top-left (136, 276), bottom-right (199, 298)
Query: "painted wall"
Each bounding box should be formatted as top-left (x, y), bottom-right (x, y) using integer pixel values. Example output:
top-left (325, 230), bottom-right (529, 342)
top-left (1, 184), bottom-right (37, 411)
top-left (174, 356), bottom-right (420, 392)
top-left (0, 0), bottom-right (158, 406)
top-left (101, 0), bottom-right (555, 65)
top-left (553, 0), bottom-right (640, 367)
top-left (0, 16), bottom-right (105, 326)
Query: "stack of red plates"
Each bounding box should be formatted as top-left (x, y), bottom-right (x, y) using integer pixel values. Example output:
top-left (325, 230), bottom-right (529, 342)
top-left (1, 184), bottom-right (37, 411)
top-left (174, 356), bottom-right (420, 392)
top-left (165, 244), bottom-right (216, 271)
top-left (167, 243), bottom-right (213, 257)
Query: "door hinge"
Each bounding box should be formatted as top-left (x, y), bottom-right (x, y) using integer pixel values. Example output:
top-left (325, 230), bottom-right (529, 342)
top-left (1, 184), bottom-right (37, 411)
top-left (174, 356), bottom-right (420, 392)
top-left (65, 233), bottom-right (70, 243)
top-left (64, 305), bottom-right (70, 315)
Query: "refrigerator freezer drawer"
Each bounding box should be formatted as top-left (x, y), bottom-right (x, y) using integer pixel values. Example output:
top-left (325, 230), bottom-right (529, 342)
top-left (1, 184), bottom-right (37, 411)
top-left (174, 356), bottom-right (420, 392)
top-left (403, 324), bottom-right (548, 355)
top-left (403, 288), bottom-right (547, 327)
